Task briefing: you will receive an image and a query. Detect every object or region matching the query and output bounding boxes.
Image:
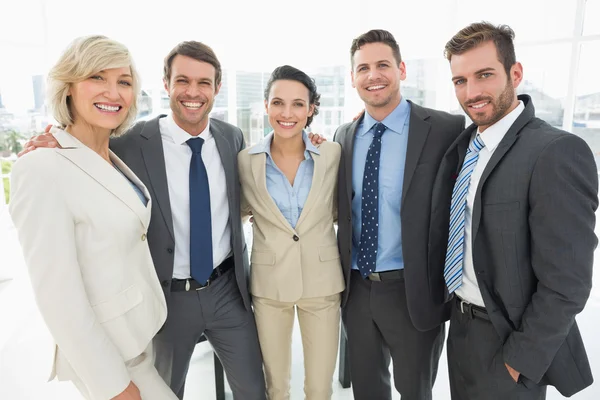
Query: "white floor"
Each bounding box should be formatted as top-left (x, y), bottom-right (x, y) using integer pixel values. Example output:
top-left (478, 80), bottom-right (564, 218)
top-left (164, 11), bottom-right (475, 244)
top-left (1, 206), bottom-right (600, 399)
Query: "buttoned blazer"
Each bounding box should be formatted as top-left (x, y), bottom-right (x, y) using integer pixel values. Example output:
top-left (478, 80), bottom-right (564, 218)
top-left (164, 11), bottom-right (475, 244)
top-left (238, 140), bottom-right (345, 302)
top-left (9, 128), bottom-right (167, 399)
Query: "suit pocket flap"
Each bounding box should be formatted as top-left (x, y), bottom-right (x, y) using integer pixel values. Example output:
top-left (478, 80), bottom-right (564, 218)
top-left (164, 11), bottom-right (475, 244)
top-left (92, 284), bottom-right (143, 323)
top-left (319, 245), bottom-right (341, 262)
top-left (251, 250), bottom-right (276, 265)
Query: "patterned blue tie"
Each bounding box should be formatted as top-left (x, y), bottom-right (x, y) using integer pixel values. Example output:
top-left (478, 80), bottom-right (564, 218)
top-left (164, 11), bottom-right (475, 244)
top-left (444, 134), bottom-right (485, 293)
top-left (187, 138), bottom-right (214, 284)
top-left (357, 122), bottom-right (386, 278)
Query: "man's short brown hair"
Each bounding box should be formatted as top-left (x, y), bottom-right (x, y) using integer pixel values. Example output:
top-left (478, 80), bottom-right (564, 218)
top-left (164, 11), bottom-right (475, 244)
top-left (163, 41), bottom-right (222, 86)
top-left (444, 22), bottom-right (516, 76)
top-left (350, 29), bottom-right (402, 67)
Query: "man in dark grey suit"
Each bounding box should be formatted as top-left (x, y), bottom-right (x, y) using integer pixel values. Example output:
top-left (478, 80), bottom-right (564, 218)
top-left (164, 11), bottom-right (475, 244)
top-left (430, 22), bottom-right (597, 399)
top-left (110, 41), bottom-right (265, 399)
top-left (333, 29), bottom-right (465, 400)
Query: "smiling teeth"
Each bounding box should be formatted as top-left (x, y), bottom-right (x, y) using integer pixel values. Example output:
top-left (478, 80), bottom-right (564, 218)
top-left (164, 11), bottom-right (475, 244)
top-left (182, 101), bottom-right (203, 108)
top-left (367, 85), bottom-right (385, 91)
top-left (279, 122), bottom-right (295, 126)
top-left (95, 104), bottom-right (119, 112)
top-left (471, 102), bottom-right (488, 109)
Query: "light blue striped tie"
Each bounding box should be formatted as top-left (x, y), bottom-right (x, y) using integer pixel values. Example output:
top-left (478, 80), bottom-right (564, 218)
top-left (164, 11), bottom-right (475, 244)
top-left (444, 134), bottom-right (485, 294)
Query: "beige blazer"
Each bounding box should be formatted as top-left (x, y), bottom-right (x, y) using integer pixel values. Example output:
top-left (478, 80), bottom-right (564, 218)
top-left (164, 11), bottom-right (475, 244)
top-left (9, 128), bottom-right (167, 400)
top-left (238, 139), bottom-right (345, 303)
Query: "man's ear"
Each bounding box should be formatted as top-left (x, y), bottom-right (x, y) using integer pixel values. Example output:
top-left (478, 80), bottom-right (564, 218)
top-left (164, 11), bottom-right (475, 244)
top-left (511, 62), bottom-right (523, 89)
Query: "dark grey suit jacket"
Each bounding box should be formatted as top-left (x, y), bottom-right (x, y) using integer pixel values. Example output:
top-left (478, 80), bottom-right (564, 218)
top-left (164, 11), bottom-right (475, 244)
top-left (430, 95), bottom-right (597, 396)
top-left (110, 115), bottom-right (252, 310)
top-left (334, 101), bottom-right (465, 332)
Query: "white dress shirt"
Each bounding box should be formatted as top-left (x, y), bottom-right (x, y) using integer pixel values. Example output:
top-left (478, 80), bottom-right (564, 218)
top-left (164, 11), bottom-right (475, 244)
top-left (456, 101), bottom-right (525, 306)
top-left (159, 114), bottom-right (232, 279)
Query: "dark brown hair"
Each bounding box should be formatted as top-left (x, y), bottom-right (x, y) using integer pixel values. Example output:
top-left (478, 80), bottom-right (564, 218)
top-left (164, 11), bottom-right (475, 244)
top-left (264, 65), bottom-right (321, 128)
top-left (444, 22), bottom-right (516, 76)
top-left (163, 41), bottom-right (222, 86)
top-left (350, 29), bottom-right (402, 67)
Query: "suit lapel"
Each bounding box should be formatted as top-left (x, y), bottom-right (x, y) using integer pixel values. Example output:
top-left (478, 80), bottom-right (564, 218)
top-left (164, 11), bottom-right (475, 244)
top-left (295, 150), bottom-right (325, 228)
top-left (471, 97), bottom-right (535, 241)
top-left (431, 126), bottom-right (472, 213)
top-left (53, 129), bottom-right (150, 230)
top-left (250, 152), bottom-right (296, 233)
top-left (453, 126), bottom-right (475, 172)
top-left (401, 102), bottom-right (431, 206)
top-left (139, 115), bottom-right (175, 240)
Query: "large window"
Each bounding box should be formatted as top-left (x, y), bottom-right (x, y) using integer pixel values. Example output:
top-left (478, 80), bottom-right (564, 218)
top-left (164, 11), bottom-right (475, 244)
top-left (0, 0), bottom-right (598, 170)
top-left (2, 1), bottom-right (596, 146)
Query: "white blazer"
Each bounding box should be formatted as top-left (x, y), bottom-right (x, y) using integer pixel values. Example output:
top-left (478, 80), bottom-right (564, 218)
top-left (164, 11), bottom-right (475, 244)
top-left (9, 128), bottom-right (168, 399)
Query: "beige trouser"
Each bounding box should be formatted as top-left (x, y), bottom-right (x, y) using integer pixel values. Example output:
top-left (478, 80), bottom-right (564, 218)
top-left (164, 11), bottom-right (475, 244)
top-left (253, 293), bottom-right (341, 400)
top-left (70, 343), bottom-right (178, 400)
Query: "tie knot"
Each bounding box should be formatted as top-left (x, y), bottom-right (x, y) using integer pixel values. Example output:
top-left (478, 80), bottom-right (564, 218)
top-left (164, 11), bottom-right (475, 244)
top-left (373, 122), bottom-right (387, 139)
top-left (469, 134), bottom-right (485, 153)
top-left (187, 137), bottom-right (205, 154)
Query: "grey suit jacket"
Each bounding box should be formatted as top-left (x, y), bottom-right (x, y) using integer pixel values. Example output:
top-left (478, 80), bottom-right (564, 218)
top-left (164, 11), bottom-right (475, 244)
top-left (110, 115), bottom-right (252, 310)
top-left (334, 100), bottom-right (465, 331)
top-left (430, 95), bottom-right (597, 396)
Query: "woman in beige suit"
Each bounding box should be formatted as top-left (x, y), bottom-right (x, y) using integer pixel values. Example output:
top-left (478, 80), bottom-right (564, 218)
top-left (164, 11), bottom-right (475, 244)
top-left (9, 36), bottom-right (177, 400)
top-left (238, 65), bottom-right (344, 400)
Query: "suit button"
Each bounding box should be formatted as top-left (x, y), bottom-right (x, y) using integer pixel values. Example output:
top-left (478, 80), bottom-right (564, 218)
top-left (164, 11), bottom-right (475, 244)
top-left (161, 280), bottom-right (170, 287)
top-left (167, 248), bottom-right (173, 254)
top-left (347, 216), bottom-right (351, 222)
top-left (141, 233), bottom-right (147, 241)
top-left (293, 235), bottom-right (299, 241)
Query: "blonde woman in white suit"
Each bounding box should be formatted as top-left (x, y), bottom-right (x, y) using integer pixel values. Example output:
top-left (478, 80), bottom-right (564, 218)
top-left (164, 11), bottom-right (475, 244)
top-left (238, 65), bottom-right (344, 400)
top-left (9, 36), bottom-right (177, 400)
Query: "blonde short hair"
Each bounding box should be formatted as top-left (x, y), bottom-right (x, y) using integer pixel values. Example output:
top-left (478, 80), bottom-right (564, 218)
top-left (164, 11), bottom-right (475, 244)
top-left (47, 35), bottom-right (140, 137)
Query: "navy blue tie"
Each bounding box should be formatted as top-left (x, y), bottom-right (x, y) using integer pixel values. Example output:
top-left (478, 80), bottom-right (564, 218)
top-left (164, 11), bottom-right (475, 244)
top-left (187, 138), bottom-right (213, 284)
top-left (357, 122), bottom-right (386, 278)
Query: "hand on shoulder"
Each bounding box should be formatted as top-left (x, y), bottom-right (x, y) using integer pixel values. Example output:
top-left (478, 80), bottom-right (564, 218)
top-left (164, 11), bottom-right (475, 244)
top-left (17, 125), bottom-right (61, 158)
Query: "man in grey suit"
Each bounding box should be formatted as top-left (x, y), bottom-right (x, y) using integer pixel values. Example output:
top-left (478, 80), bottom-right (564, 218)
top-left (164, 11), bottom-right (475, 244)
top-left (333, 29), bottom-right (465, 400)
top-left (430, 22), bottom-right (597, 399)
top-left (22, 41), bottom-right (266, 399)
top-left (111, 41), bottom-right (265, 400)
